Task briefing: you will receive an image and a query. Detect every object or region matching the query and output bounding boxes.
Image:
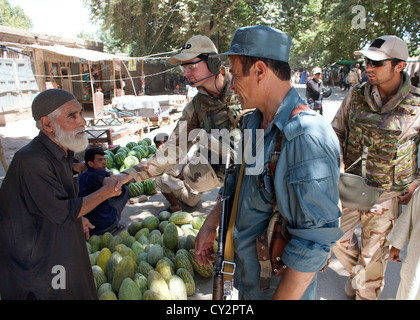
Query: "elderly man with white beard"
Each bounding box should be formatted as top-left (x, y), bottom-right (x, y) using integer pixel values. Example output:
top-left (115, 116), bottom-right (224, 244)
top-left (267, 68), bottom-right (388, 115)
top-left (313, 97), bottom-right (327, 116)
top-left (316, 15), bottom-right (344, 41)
top-left (0, 89), bottom-right (121, 300)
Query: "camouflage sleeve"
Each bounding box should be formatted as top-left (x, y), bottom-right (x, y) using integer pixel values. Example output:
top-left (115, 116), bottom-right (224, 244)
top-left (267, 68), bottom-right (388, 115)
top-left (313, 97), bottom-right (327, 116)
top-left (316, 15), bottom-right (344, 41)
top-left (124, 100), bottom-right (202, 182)
top-left (331, 89), bottom-right (354, 154)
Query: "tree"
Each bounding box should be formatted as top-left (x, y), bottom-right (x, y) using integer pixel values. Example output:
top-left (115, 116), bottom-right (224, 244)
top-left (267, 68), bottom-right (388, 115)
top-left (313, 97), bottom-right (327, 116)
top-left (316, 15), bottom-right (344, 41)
top-left (85, 0), bottom-right (419, 67)
top-left (85, 0), bottom-right (293, 56)
top-left (0, 0), bottom-right (32, 30)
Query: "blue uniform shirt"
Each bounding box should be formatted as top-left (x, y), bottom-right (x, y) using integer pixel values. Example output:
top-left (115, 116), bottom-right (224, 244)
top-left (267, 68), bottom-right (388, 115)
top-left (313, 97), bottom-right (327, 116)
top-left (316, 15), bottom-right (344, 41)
top-left (228, 87), bottom-right (343, 299)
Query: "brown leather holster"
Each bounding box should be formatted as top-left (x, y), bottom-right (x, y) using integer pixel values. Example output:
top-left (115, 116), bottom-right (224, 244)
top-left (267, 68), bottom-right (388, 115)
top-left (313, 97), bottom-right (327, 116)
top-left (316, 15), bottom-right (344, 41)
top-left (256, 212), bottom-right (290, 291)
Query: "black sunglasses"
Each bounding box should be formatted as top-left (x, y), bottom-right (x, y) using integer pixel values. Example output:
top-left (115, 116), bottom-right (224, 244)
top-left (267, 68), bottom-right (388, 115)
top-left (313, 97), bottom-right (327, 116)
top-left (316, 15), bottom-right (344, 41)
top-left (364, 58), bottom-right (392, 68)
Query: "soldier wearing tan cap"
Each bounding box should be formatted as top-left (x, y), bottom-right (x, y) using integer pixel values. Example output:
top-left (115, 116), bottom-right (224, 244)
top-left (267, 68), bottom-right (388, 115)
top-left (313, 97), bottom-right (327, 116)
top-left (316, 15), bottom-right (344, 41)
top-left (112, 36), bottom-right (242, 213)
top-left (332, 35), bottom-right (420, 300)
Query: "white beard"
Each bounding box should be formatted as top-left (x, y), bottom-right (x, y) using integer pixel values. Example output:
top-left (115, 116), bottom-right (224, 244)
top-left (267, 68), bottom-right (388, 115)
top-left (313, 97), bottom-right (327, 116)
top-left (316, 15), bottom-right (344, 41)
top-left (54, 123), bottom-right (88, 152)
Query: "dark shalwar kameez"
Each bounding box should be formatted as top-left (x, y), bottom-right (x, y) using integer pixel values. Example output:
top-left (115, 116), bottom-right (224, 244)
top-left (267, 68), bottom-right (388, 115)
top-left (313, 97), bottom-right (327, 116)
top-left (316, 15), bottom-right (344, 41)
top-left (0, 131), bottom-right (97, 299)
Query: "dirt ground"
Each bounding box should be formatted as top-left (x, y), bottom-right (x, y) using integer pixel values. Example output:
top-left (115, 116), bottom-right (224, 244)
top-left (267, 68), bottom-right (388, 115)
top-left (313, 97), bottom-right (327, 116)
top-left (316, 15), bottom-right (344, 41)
top-left (0, 85), bottom-right (404, 300)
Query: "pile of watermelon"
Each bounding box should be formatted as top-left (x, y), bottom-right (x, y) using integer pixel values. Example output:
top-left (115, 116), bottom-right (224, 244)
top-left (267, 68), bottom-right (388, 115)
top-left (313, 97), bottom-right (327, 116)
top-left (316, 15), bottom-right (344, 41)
top-left (104, 138), bottom-right (157, 174)
top-left (86, 211), bottom-right (215, 300)
top-left (104, 138), bottom-right (157, 197)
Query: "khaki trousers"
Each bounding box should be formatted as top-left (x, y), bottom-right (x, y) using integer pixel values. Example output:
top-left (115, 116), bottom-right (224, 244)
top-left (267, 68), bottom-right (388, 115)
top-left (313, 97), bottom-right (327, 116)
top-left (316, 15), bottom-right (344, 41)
top-left (333, 191), bottom-right (401, 300)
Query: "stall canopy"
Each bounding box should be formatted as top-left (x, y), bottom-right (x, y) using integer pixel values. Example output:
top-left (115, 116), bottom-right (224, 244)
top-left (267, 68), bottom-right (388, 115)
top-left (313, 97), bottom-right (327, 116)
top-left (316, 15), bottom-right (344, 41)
top-left (28, 44), bottom-right (134, 62)
top-left (336, 60), bottom-right (356, 65)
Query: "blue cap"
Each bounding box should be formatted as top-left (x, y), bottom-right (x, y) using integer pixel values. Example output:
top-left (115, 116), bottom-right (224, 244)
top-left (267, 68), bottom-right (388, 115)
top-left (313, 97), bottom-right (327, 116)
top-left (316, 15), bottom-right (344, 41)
top-left (215, 25), bottom-right (292, 63)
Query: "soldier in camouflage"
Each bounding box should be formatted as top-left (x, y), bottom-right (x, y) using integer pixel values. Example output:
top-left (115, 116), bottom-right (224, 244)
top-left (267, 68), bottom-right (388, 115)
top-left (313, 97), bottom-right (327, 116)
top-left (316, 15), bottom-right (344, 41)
top-left (112, 35), bottom-right (242, 212)
top-left (332, 35), bottom-right (420, 300)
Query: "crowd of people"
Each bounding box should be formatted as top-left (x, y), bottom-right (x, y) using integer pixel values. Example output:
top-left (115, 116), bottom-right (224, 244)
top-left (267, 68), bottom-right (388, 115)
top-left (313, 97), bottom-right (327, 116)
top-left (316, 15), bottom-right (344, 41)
top-left (0, 25), bottom-right (419, 301)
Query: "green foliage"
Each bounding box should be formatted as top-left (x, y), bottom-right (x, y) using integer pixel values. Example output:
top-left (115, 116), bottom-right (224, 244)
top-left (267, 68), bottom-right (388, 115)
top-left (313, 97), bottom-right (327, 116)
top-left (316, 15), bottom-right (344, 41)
top-left (0, 0), bottom-right (32, 29)
top-left (86, 0), bottom-right (420, 66)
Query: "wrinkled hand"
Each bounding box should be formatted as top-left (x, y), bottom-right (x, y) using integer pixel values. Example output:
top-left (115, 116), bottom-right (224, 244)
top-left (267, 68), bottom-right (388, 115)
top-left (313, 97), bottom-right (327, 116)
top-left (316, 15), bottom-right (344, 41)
top-left (111, 173), bottom-right (133, 191)
top-left (390, 246), bottom-right (401, 263)
top-left (194, 222), bottom-right (218, 267)
top-left (103, 176), bottom-right (122, 197)
top-left (82, 217), bottom-right (95, 240)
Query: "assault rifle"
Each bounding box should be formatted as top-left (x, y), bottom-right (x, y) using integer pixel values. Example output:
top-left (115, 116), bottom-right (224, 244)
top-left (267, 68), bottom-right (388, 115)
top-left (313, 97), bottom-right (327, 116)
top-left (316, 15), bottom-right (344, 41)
top-left (212, 151), bottom-right (234, 300)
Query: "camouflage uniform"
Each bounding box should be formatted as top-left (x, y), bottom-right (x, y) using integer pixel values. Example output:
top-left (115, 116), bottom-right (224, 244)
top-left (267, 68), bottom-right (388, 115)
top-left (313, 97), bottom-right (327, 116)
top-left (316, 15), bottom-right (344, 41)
top-left (124, 73), bottom-right (242, 194)
top-left (332, 71), bottom-right (420, 299)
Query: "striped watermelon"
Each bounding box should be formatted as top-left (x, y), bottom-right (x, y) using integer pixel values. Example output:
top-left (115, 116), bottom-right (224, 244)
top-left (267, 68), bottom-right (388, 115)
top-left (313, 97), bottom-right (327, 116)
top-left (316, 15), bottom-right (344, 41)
top-left (143, 180), bottom-right (156, 195)
top-left (108, 168), bottom-right (120, 175)
top-left (137, 139), bottom-right (148, 146)
top-left (105, 154), bottom-right (114, 169)
top-left (127, 150), bottom-right (141, 160)
top-left (114, 152), bottom-right (126, 167)
top-left (118, 146), bottom-right (130, 155)
top-left (143, 137), bottom-right (152, 146)
top-left (132, 146), bottom-right (149, 159)
top-left (126, 141), bottom-right (138, 150)
top-left (128, 182), bottom-right (144, 197)
top-left (124, 155), bottom-right (139, 169)
top-left (147, 145), bottom-right (157, 156)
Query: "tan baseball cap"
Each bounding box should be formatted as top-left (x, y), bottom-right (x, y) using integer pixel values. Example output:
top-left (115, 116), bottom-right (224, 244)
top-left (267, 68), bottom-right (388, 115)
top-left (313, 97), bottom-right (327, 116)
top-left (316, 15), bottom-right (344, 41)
top-left (354, 35), bottom-right (409, 61)
top-left (169, 35), bottom-right (218, 64)
top-left (312, 67), bottom-right (322, 74)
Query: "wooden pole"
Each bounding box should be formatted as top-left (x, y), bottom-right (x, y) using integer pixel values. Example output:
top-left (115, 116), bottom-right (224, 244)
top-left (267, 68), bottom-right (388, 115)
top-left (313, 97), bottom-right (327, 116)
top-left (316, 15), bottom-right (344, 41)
top-left (88, 60), bottom-right (97, 117)
top-left (0, 138), bottom-right (9, 172)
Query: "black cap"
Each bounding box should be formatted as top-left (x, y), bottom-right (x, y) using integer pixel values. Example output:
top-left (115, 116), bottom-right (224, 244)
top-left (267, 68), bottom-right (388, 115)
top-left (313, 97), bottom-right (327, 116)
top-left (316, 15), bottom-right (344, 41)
top-left (32, 89), bottom-right (77, 121)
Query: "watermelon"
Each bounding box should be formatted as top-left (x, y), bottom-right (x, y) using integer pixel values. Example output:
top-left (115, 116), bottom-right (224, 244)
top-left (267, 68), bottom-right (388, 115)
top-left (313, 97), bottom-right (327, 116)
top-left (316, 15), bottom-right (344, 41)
top-left (174, 253), bottom-right (194, 277)
top-left (114, 152), bottom-right (126, 167)
top-left (128, 221), bottom-right (142, 236)
top-left (100, 232), bottom-right (113, 249)
top-left (105, 251), bottom-right (123, 283)
top-left (169, 275), bottom-right (188, 300)
top-left (133, 273), bottom-right (148, 295)
top-left (88, 235), bottom-right (101, 252)
top-left (124, 155), bottom-right (139, 169)
top-left (155, 259), bottom-right (174, 283)
top-left (142, 215), bottom-right (160, 231)
top-left (126, 141), bottom-right (138, 150)
top-left (118, 146), bottom-right (130, 155)
top-left (147, 244), bottom-right (164, 267)
top-left (132, 145), bottom-right (149, 159)
top-left (176, 268), bottom-right (195, 296)
top-left (92, 265), bottom-right (107, 289)
top-left (138, 260), bottom-right (154, 276)
top-left (147, 270), bottom-right (171, 300)
top-left (108, 145), bottom-right (120, 154)
top-left (163, 222), bottom-right (178, 250)
top-left (192, 215), bottom-right (206, 230)
top-left (105, 154), bottom-right (114, 169)
top-left (143, 137), bottom-right (152, 146)
top-left (109, 168), bottom-right (120, 175)
top-left (142, 290), bottom-right (158, 300)
top-left (96, 247), bottom-right (112, 274)
top-left (143, 179), bottom-right (156, 195)
top-left (137, 139), bottom-right (148, 146)
top-left (112, 256), bottom-right (137, 293)
top-left (128, 182), bottom-right (144, 197)
top-left (127, 149), bottom-right (141, 160)
top-left (118, 277), bottom-right (142, 300)
top-left (99, 291), bottom-right (118, 300)
top-left (147, 145), bottom-right (157, 155)
top-left (169, 211), bottom-right (193, 225)
top-left (97, 283), bottom-right (113, 298)
top-left (189, 249), bottom-right (213, 278)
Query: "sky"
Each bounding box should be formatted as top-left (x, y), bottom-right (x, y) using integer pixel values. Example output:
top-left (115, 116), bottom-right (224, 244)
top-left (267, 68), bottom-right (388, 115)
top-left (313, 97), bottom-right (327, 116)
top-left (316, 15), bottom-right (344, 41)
top-left (8, 0), bottom-right (100, 38)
